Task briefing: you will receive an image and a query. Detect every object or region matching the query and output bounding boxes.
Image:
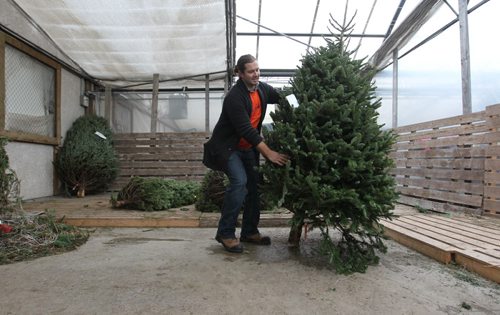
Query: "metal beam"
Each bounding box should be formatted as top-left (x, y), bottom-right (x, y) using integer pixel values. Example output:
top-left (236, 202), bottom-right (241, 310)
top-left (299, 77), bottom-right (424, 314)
top-left (384, 0), bottom-right (406, 38)
top-left (256, 0), bottom-right (262, 59)
top-left (260, 69), bottom-right (297, 77)
top-left (237, 32), bottom-right (385, 38)
top-left (369, 0), bottom-right (443, 70)
top-left (392, 49), bottom-right (399, 128)
top-left (307, 0), bottom-right (321, 54)
top-left (382, 0), bottom-right (489, 71)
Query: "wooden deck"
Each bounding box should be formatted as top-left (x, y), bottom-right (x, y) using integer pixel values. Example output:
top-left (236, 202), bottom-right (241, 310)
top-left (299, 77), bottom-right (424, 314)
top-left (381, 214), bottom-right (500, 283)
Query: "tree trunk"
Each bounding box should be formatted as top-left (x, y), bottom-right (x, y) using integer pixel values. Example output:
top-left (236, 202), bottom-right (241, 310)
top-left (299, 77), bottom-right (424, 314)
top-left (77, 187), bottom-right (85, 198)
top-left (288, 215), bottom-right (304, 246)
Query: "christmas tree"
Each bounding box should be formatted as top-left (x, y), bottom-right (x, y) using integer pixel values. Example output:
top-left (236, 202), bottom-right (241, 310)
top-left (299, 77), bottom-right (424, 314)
top-left (261, 16), bottom-right (397, 274)
top-left (54, 115), bottom-right (118, 197)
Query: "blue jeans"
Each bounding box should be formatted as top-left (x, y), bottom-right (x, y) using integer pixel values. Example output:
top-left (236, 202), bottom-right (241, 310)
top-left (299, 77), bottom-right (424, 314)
top-left (217, 149), bottom-right (260, 239)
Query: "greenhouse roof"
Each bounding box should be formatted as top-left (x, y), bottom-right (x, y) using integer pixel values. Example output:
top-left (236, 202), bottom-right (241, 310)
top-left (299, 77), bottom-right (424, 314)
top-left (2, 0), bottom-right (493, 89)
top-left (8, 0), bottom-right (232, 88)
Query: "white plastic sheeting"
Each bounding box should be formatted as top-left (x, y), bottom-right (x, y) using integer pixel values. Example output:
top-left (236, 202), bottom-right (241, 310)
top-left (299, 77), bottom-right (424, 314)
top-left (12, 0), bottom-right (229, 87)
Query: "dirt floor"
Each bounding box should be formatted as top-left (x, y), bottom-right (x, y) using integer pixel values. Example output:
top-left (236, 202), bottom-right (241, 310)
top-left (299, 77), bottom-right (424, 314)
top-left (1, 227), bottom-right (499, 315)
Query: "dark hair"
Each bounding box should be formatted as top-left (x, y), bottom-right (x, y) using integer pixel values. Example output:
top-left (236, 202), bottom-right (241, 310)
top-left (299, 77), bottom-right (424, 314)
top-left (235, 54), bottom-right (256, 74)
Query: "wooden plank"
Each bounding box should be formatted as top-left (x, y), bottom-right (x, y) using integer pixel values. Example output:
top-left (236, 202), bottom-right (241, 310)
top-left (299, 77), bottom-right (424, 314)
top-left (119, 161), bottom-right (205, 168)
top-left (390, 147), bottom-right (486, 159)
top-left (114, 132), bottom-right (210, 140)
top-left (412, 217), bottom-right (500, 244)
top-left (485, 145), bottom-right (500, 156)
top-left (394, 111), bottom-right (485, 134)
top-left (395, 132), bottom-right (500, 151)
top-left (485, 159), bottom-right (500, 170)
top-left (396, 187), bottom-right (483, 207)
top-left (487, 116), bottom-right (500, 128)
top-left (484, 186), bottom-right (500, 199)
top-left (395, 177), bottom-right (483, 195)
top-left (397, 195), bottom-right (482, 214)
top-left (115, 147), bottom-right (203, 154)
top-left (394, 158), bottom-right (484, 170)
top-left (396, 122), bottom-right (489, 142)
top-left (454, 250), bottom-right (500, 283)
top-left (417, 215), bottom-right (500, 239)
top-left (0, 33), bottom-right (5, 131)
top-left (117, 152), bottom-right (203, 160)
top-left (151, 73), bottom-right (159, 133)
top-left (118, 167), bottom-right (207, 176)
top-left (384, 218), bottom-right (481, 250)
top-left (114, 138), bottom-right (208, 147)
top-left (484, 171), bottom-right (500, 183)
top-left (397, 216), bottom-right (499, 248)
top-left (381, 220), bottom-right (454, 263)
top-left (485, 103), bottom-right (500, 116)
top-left (391, 168), bottom-right (484, 181)
top-left (483, 200), bottom-right (500, 215)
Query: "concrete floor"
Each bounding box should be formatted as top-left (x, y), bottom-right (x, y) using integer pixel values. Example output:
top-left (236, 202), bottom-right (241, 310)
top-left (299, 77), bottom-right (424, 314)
top-left (1, 227), bottom-right (499, 315)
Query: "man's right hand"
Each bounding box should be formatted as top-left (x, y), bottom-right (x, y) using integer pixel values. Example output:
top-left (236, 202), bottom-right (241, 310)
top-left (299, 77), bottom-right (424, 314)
top-left (256, 142), bottom-right (289, 166)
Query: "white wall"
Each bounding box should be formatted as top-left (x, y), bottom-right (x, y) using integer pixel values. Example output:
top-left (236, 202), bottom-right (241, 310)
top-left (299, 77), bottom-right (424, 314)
top-left (5, 142), bottom-right (54, 200)
top-left (5, 69), bottom-right (83, 200)
top-left (60, 70), bottom-right (85, 141)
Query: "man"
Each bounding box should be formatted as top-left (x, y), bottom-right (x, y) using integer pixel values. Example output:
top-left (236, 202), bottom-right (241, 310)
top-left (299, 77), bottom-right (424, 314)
top-left (203, 54), bottom-right (289, 253)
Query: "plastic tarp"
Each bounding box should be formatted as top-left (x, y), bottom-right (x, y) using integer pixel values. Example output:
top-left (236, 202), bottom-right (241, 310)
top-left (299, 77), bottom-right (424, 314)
top-left (12, 0), bottom-right (229, 88)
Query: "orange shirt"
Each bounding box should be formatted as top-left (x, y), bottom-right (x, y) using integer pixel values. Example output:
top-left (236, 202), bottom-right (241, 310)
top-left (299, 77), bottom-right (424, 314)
top-left (238, 90), bottom-right (261, 149)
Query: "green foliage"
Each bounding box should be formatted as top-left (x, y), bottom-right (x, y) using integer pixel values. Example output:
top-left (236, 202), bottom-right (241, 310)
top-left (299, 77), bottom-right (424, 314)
top-left (54, 115), bottom-right (118, 197)
top-left (195, 170), bottom-right (227, 212)
top-left (261, 17), bottom-right (398, 274)
top-left (112, 177), bottom-right (200, 211)
top-left (0, 137), bottom-right (20, 213)
top-left (0, 211), bottom-right (89, 264)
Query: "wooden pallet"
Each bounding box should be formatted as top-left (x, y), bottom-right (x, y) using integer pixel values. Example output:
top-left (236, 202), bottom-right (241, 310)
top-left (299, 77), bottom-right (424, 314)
top-left (381, 214), bottom-right (500, 283)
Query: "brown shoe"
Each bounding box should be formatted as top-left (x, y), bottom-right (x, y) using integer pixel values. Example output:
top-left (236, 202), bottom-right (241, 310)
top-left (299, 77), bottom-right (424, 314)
top-left (215, 235), bottom-right (244, 253)
top-left (240, 233), bottom-right (271, 245)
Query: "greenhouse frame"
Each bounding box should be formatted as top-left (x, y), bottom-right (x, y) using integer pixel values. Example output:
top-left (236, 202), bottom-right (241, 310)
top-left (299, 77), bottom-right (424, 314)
top-left (0, 0), bottom-right (498, 218)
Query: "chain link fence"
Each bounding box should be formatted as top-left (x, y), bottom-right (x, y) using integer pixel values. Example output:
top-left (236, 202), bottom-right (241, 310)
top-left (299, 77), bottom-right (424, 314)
top-left (4, 45), bottom-right (55, 137)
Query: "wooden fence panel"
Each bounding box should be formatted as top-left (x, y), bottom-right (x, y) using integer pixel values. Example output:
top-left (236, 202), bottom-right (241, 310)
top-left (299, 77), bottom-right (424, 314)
top-left (391, 105), bottom-right (500, 215)
top-left (111, 132), bottom-right (210, 190)
top-left (483, 105), bottom-right (500, 216)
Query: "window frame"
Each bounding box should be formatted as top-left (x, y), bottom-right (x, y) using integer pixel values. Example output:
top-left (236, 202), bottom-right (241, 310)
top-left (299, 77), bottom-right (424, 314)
top-left (0, 31), bottom-right (61, 146)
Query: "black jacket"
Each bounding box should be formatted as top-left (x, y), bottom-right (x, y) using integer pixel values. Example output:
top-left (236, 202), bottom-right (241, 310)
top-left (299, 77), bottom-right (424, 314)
top-left (203, 79), bottom-right (280, 171)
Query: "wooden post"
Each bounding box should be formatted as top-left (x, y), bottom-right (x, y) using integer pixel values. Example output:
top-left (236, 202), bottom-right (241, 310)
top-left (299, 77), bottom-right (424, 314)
top-left (205, 74), bottom-right (210, 132)
top-left (151, 73), bottom-right (159, 133)
top-left (104, 85), bottom-right (112, 128)
top-left (392, 49), bottom-right (399, 129)
top-left (458, 0), bottom-right (472, 114)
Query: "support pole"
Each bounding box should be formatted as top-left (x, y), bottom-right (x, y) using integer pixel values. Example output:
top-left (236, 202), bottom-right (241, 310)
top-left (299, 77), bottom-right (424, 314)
top-left (205, 74), bottom-right (210, 132)
top-left (392, 49), bottom-right (399, 128)
top-left (104, 85), bottom-right (112, 129)
top-left (151, 73), bottom-right (159, 133)
top-left (458, 0), bottom-right (472, 114)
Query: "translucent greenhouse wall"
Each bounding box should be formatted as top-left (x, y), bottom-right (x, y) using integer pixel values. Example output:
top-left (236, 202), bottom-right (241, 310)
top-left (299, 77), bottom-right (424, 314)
top-left (375, 1), bottom-right (500, 128)
top-left (95, 91), bottom-right (225, 133)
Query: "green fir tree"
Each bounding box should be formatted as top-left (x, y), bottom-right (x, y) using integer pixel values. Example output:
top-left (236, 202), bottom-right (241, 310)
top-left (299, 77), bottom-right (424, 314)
top-left (54, 115), bottom-right (118, 197)
top-left (261, 15), bottom-right (398, 274)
